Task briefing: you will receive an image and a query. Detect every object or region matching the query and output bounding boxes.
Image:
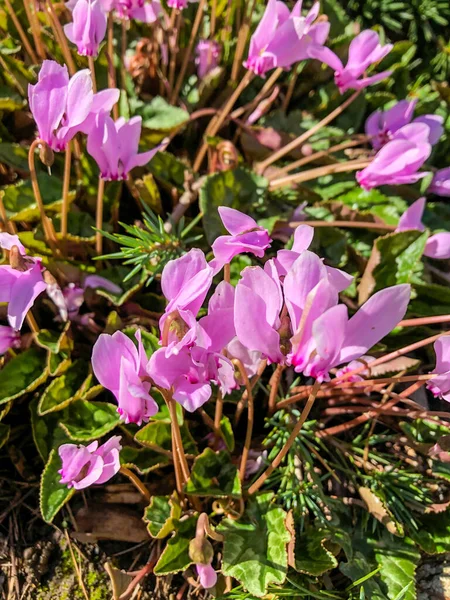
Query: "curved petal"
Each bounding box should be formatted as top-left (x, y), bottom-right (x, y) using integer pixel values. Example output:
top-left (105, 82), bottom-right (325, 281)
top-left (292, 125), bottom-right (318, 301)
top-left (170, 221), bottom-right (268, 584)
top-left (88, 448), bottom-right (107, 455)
top-left (424, 233), bottom-right (450, 259)
top-left (8, 263), bottom-right (46, 330)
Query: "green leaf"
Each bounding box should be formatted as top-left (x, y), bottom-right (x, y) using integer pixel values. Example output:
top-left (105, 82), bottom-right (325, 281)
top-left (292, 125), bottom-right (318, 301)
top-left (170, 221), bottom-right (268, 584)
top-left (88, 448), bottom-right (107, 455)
top-left (220, 415), bottom-right (235, 452)
top-left (120, 445), bottom-right (170, 474)
top-left (95, 268), bottom-right (146, 306)
top-left (40, 449), bottom-right (75, 523)
top-left (2, 173), bottom-right (75, 222)
top-left (0, 422), bottom-right (10, 448)
top-left (340, 553), bottom-right (386, 600)
top-left (30, 397), bottom-right (69, 462)
top-left (153, 516), bottom-right (197, 575)
top-left (135, 418), bottom-right (197, 455)
top-left (374, 536), bottom-right (419, 600)
top-left (59, 401), bottom-right (120, 441)
top-left (184, 448), bottom-right (241, 497)
top-left (218, 492), bottom-right (290, 597)
top-left (148, 151), bottom-right (188, 191)
top-left (0, 348), bottom-right (48, 404)
top-left (293, 528), bottom-right (338, 576)
top-left (411, 511), bottom-right (450, 554)
top-left (199, 168), bottom-right (268, 244)
top-left (0, 86), bottom-right (25, 111)
top-left (144, 493), bottom-right (182, 539)
top-left (38, 361), bottom-right (90, 415)
top-left (0, 143), bottom-right (31, 172)
top-left (136, 96), bottom-right (189, 133)
top-left (373, 230), bottom-right (428, 289)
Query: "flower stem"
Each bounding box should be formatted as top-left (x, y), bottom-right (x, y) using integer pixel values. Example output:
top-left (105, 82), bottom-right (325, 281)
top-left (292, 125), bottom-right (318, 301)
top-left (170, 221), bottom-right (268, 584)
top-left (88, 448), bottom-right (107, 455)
top-left (398, 314), bottom-right (450, 327)
top-left (248, 380), bottom-right (321, 495)
top-left (95, 177), bottom-right (105, 255)
top-left (168, 11), bottom-right (181, 97)
top-left (166, 396), bottom-right (190, 484)
top-left (4, 0), bottom-right (38, 63)
top-left (119, 466), bottom-right (151, 502)
top-left (257, 90), bottom-right (361, 174)
top-left (28, 140), bottom-right (58, 249)
top-left (171, 0), bottom-right (206, 104)
top-left (45, 0), bottom-right (76, 76)
top-left (88, 56), bottom-right (97, 93)
top-left (233, 358), bottom-right (254, 483)
top-left (106, 14), bottom-right (119, 121)
top-left (23, 0), bottom-right (46, 60)
top-left (269, 159), bottom-right (371, 190)
top-left (268, 364), bottom-right (284, 415)
top-left (193, 69), bottom-right (254, 171)
top-left (61, 141), bottom-right (72, 238)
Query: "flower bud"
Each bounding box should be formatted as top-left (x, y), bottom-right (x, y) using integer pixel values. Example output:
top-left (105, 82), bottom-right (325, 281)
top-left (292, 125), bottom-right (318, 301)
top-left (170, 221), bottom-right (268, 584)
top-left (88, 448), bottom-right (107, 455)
top-left (189, 537), bottom-right (214, 565)
top-left (39, 142), bottom-right (55, 168)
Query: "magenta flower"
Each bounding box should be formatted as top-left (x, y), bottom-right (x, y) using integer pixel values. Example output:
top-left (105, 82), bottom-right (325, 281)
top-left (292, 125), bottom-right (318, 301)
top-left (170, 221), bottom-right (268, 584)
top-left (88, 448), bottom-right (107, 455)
top-left (396, 197), bottom-right (450, 260)
top-left (115, 0), bottom-right (162, 21)
top-left (244, 0), bottom-right (329, 77)
top-left (365, 99), bottom-right (443, 150)
top-left (91, 329), bottom-right (158, 424)
top-left (28, 60), bottom-right (119, 151)
top-left (0, 325), bottom-right (20, 355)
top-left (195, 40), bottom-right (221, 79)
top-left (0, 233), bottom-right (46, 331)
top-left (356, 139), bottom-right (431, 190)
top-left (428, 336), bottom-right (450, 402)
top-left (429, 167), bottom-right (450, 197)
top-left (159, 249), bottom-right (214, 337)
top-left (196, 564), bottom-right (217, 589)
top-left (64, 0), bottom-right (107, 57)
top-left (58, 436), bottom-right (121, 490)
top-left (211, 207), bottom-right (271, 269)
top-left (167, 0), bottom-right (197, 10)
top-left (309, 30), bottom-right (392, 94)
top-left (87, 114), bottom-right (164, 180)
top-left (234, 266), bottom-right (285, 364)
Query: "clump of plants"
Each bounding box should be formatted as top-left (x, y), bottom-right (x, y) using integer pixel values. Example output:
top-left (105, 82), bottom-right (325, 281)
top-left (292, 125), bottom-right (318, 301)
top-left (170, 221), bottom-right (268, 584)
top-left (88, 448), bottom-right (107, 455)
top-left (1, 0), bottom-right (450, 598)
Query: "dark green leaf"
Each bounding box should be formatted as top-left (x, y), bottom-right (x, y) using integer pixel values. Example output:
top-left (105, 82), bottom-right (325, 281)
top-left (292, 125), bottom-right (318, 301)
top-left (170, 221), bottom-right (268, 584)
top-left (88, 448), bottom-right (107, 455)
top-left (40, 449), bottom-right (75, 523)
top-left (185, 448), bottom-right (241, 497)
top-left (0, 348), bottom-right (48, 404)
top-left (144, 493), bottom-right (182, 539)
top-left (153, 516), bottom-right (197, 575)
top-left (59, 401), bottom-right (120, 441)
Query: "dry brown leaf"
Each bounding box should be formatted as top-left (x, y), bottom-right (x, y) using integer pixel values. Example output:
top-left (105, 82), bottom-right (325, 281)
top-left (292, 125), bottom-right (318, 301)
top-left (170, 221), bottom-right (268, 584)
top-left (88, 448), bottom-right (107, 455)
top-left (358, 486), bottom-right (402, 536)
top-left (370, 357), bottom-right (420, 377)
top-left (104, 562), bottom-right (134, 600)
top-left (358, 242), bottom-right (381, 305)
top-left (72, 504), bottom-right (149, 544)
top-left (285, 510), bottom-right (296, 569)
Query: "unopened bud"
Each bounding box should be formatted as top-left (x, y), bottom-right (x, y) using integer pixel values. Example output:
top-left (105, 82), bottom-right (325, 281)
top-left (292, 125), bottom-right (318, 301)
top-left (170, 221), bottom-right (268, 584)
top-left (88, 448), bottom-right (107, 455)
top-left (9, 246), bottom-right (28, 271)
top-left (189, 538), bottom-right (214, 565)
top-left (39, 142), bottom-right (54, 168)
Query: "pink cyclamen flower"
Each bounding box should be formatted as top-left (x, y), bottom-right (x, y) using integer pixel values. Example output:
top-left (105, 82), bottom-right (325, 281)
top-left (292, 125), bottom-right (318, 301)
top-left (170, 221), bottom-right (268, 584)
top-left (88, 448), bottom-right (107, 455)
top-left (308, 29), bottom-right (392, 94)
top-left (28, 60), bottom-right (119, 151)
top-left (211, 207), bottom-right (272, 269)
top-left (429, 167), bottom-right (450, 197)
top-left (284, 250), bottom-right (410, 381)
top-left (0, 325), bottom-right (20, 355)
top-left (234, 265), bottom-right (285, 364)
top-left (167, 0), bottom-right (197, 10)
top-left (195, 40), bottom-right (221, 79)
top-left (58, 436), bottom-right (121, 489)
top-left (87, 114), bottom-right (164, 180)
top-left (356, 139), bottom-right (431, 190)
top-left (58, 275), bottom-right (122, 320)
top-left (244, 0), bottom-right (329, 77)
top-left (64, 0), bottom-right (107, 57)
top-left (428, 336), bottom-right (450, 402)
top-left (365, 99), bottom-right (443, 150)
top-left (92, 329), bottom-right (158, 424)
top-left (115, 0), bottom-right (162, 22)
top-left (196, 563), bottom-right (217, 589)
top-left (396, 197), bottom-right (450, 260)
top-left (0, 233), bottom-right (46, 330)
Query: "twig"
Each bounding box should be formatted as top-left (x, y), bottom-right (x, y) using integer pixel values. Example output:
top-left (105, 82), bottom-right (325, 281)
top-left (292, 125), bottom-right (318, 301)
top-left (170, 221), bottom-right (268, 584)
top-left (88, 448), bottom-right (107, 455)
top-left (233, 358), bottom-right (254, 482)
top-left (64, 530), bottom-right (90, 600)
top-left (269, 159), bottom-right (371, 190)
top-left (119, 466), bottom-right (151, 502)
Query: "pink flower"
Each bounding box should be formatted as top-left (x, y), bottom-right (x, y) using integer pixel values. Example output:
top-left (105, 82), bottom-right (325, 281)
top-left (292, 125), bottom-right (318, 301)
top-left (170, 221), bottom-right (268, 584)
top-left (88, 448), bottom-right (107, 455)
top-left (309, 30), bottom-right (392, 94)
top-left (159, 249), bottom-right (214, 337)
top-left (167, 0), bottom-right (197, 10)
top-left (429, 167), bottom-right (450, 197)
top-left (396, 197), bottom-right (450, 260)
top-left (365, 99), bottom-right (443, 150)
top-left (356, 139), bottom-right (431, 190)
top-left (87, 114), bottom-right (164, 180)
top-left (0, 325), bottom-right (20, 355)
top-left (211, 207), bottom-right (272, 269)
top-left (196, 563), bottom-right (217, 589)
top-left (58, 436), bottom-right (121, 489)
top-left (58, 275), bottom-right (122, 321)
top-left (28, 60), bottom-right (119, 151)
top-left (0, 233), bottom-right (46, 330)
top-left (91, 329), bottom-right (158, 424)
top-left (428, 336), bottom-right (450, 402)
top-left (234, 265), bottom-right (285, 364)
top-left (195, 40), bottom-right (221, 79)
top-left (115, 0), bottom-right (162, 21)
top-left (244, 0), bottom-right (329, 77)
top-left (284, 251), bottom-right (410, 381)
top-left (64, 0), bottom-right (107, 57)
